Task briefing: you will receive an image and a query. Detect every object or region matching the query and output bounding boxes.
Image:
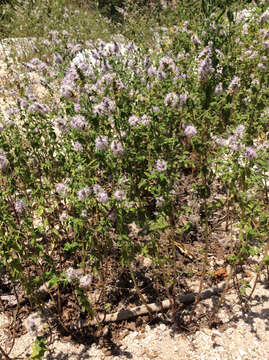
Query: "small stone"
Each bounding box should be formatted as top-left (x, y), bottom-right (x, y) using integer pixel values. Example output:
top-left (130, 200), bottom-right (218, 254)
top-left (145, 350), bottom-right (158, 359)
top-left (159, 323), bottom-right (166, 331)
top-left (137, 333), bottom-right (146, 340)
top-left (239, 349), bottom-right (247, 356)
top-left (216, 259), bottom-right (225, 266)
top-left (103, 349), bottom-right (112, 356)
top-left (212, 329), bottom-right (222, 337)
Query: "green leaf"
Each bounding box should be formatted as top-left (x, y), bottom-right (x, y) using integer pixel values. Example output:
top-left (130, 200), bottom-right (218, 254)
top-left (263, 256), bottom-right (269, 266)
top-left (64, 241), bottom-right (79, 253)
top-left (36, 206), bottom-right (44, 217)
top-left (48, 274), bottom-right (59, 289)
top-left (30, 337), bottom-right (47, 360)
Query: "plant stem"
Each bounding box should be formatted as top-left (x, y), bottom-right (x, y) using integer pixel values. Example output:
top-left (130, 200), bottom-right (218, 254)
top-left (0, 344), bottom-right (11, 360)
top-left (248, 240), bottom-right (269, 301)
top-left (168, 208), bottom-right (179, 326)
top-left (190, 196), bottom-right (209, 321)
top-left (210, 264), bottom-right (234, 322)
top-left (128, 262), bottom-right (153, 317)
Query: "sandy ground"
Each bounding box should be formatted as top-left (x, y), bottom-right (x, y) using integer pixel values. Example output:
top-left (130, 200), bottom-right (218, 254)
top-left (1, 268), bottom-right (268, 360)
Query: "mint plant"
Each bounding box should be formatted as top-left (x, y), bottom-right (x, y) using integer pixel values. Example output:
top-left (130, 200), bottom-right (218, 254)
top-left (0, 0), bottom-right (268, 357)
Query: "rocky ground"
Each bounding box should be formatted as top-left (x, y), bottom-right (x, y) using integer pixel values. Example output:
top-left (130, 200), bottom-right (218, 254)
top-left (1, 265), bottom-right (268, 360)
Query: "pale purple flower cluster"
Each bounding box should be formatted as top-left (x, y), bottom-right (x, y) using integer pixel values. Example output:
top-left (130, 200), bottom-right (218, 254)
top-left (184, 125), bottom-right (197, 137)
top-left (93, 185), bottom-right (108, 203)
top-left (14, 199), bottom-right (26, 215)
top-left (49, 30), bottom-right (60, 44)
top-left (25, 315), bottom-right (38, 337)
top-left (59, 74), bottom-right (76, 98)
top-left (95, 135), bottom-right (109, 151)
top-left (234, 124), bottom-right (245, 139)
top-left (157, 71), bottom-right (166, 80)
top-left (158, 56), bottom-right (177, 73)
top-left (251, 79), bottom-right (260, 87)
top-left (236, 8), bottom-right (255, 24)
top-left (70, 115), bottom-right (88, 130)
top-left (110, 140), bottom-right (124, 157)
top-left (7, 106), bottom-right (19, 116)
top-left (69, 43), bottom-right (83, 55)
top-left (18, 97), bottom-right (29, 109)
top-left (55, 183), bottom-right (68, 196)
top-left (141, 115), bottom-right (151, 126)
top-left (156, 159), bottom-right (168, 173)
top-left (226, 125), bottom-right (245, 151)
top-left (147, 65), bottom-right (157, 77)
top-left (191, 35), bottom-right (202, 46)
top-left (28, 102), bottom-right (50, 114)
top-left (114, 190), bottom-right (126, 201)
top-left (128, 114), bottom-right (151, 127)
top-left (96, 73), bottom-right (116, 89)
top-left (245, 146), bottom-right (257, 159)
top-left (77, 186), bottom-right (91, 201)
top-left (25, 58), bottom-right (48, 73)
top-left (74, 103), bottom-right (81, 112)
top-left (72, 141), bottom-right (83, 152)
top-left (215, 82), bottom-right (223, 95)
top-left (197, 55), bottom-right (214, 82)
top-left (263, 40), bottom-right (269, 51)
top-left (179, 92), bottom-right (189, 106)
top-left (70, 49), bottom-right (99, 75)
top-left (164, 92), bottom-right (179, 108)
top-left (65, 267), bottom-right (79, 282)
top-left (227, 136), bottom-right (242, 151)
top-left (257, 63), bottom-right (266, 72)
top-left (228, 76), bottom-right (241, 94)
top-left (79, 274), bottom-right (92, 289)
top-left (215, 124), bottom-right (246, 152)
top-left (128, 115), bottom-right (140, 127)
top-left (37, 61), bottom-right (49, 73)
top-left (0, 153), bottom-right (9, 171)
top-left (69, 37), bottom-right (139, 85)
top-left (43, 39), bottom-right (50, 47)
top-left (54, 117), bottom-right (68, 134)
top-left (93, 97), bottom-right (116, 116)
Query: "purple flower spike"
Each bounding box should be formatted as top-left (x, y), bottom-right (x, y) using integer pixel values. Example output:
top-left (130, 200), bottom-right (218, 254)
top-left (156, 159), bottom-right (168, 173)
top-left (245, 146), bottom-right (257, 159)
top-left (95, 136), bottom-right (108, 151)
top-left (77, 186), bottom-right (91, 201)
top-left (110, 140), bottom-right (124, 157)
top-left (79, 274), bottom-right (92, 289)
top-left (184, 125), bottom-right (197, 137)
top-left (14, 199), bottom-right (27, 215)
top-left (65, 267), bottom-right (78, 282)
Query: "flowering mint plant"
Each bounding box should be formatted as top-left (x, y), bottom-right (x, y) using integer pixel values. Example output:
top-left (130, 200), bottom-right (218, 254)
top-left (0, 0), bottom-right (268, 350)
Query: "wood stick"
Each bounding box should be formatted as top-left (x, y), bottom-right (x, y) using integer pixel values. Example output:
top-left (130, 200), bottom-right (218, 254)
top-left (74, 279), bottom-right (230, 328)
